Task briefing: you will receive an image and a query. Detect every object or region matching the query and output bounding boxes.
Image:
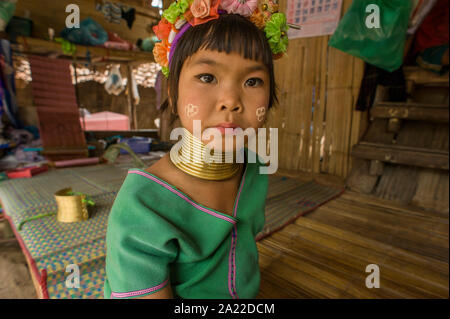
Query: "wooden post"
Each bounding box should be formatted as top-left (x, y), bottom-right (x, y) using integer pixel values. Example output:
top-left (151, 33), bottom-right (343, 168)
top-left (126, 63), bottom-right (138, 130)
top-left (406, 80), bottom-right (415, 103)
top-left (369, 159), bottom-right (384, 176)
top-left (387, 118), bottom-right (402, 133)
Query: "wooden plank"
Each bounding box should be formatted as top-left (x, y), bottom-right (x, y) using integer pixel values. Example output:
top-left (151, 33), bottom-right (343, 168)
top-left (345, 158), bottom-right (379, 194)
top-left (341, 189), bottom-right (449, 220)
top-left (14, 0), bottom-right (157, 45)
top-left (403, 66), bottom-right (449, 86)
top-left (411, 168), bottom-right (450, 213)
top-left (295, 217), bottom-right (448, 276)
top-left (14, 37), bottom-right (154, 62)
top-left (325, 198), bottom-right (449, 241)
top-left (351, 142), bottom-right (449, 170)
top-left (312, 36), bottom-right (328, 174)
top-left (362, 118), bottom-right (396, 144)
top-left (371, 103), bottom-right (449, 122)
top-left (348, 57), bottom-right (365, 175)
top-left (260, 228), bottom-right (432, 298)
top-left (298, 38), bottom-right (314, 172)
top-left (314, 204), bottom-right (449, 256)
top-left (284, 40), bottom-right (305, 171)
top-left (260, 232), bottom-right (381, 298)
top-left (335, 194), bottom-right (449, 236)
top-left (292, 219), bottom-right (449, 297)
top-left (395, 121), bottom-right (448, 151)
top-left (373, 164), bottom-right (420, 204)
top-left (85, 130), bottom-right (158, 140)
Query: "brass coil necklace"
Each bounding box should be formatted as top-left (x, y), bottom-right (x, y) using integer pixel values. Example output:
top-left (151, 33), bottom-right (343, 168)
top-left (169, 127), bottom-right (241, 181)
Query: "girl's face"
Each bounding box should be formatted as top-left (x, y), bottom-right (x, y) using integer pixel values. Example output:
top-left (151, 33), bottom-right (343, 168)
top-left (175, 49), bottom-right (270, 152)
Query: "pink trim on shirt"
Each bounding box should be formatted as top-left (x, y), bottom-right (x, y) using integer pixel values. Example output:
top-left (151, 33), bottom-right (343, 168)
top-left (111, 279), bottom-right (169, 298)
top-left (228, 166), bottom-right (247, 299)
top-left (128, 170), bottom-right (236, 225)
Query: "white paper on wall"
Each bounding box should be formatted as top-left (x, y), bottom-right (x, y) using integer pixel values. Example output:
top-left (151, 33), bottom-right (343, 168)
top-left (286, 0), bottom-right (343, 39)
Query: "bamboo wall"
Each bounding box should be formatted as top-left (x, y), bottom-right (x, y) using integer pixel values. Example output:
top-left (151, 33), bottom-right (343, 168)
top-left (268, 0), bottom-right (365, 179)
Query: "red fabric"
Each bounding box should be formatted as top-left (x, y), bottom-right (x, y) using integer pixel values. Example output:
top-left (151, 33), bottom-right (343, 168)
top-left (413, 0), bottom-right (449, 54)
top-left (6, 165), bottom-right (48, 178)
top-left (28, 55), bottom-right (87, 160)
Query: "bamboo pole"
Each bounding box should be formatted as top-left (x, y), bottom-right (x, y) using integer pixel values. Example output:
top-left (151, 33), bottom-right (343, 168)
top-left (126, 63), bottom-right (137, 130)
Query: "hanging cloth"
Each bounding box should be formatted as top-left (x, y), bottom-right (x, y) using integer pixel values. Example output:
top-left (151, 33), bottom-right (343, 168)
top-left (0, 39), bottom-right (21, 128)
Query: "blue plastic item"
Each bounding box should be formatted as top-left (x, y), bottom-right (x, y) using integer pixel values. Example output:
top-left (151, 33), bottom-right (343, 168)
top-left (60, 17), bottom-right (108, 46)
top-left (119, 137), bottom-right (152, 154)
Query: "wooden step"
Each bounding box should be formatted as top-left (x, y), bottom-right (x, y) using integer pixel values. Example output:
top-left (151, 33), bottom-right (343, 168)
top-left (371, 102), bottom-right (449, 123)
top-left (403, 66), bottom-right (449, 86)
top-left (351, 142), bottom-right (449, 170)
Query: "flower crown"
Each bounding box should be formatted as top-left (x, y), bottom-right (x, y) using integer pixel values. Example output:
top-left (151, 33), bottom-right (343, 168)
top-left (153, 0), bottom-right (295, 77)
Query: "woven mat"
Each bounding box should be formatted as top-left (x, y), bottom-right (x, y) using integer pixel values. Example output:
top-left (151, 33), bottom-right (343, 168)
top-left (256, 175), bottom-right (345, 241)
top-left (0, 164), bottom-right (344, 299)
top-left (0, 164), bottom-right (129, 299)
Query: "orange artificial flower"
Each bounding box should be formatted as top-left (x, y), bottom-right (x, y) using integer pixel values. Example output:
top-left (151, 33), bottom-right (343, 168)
top-left (249, 9), bottom-right (266, 29)
top-left (191, 0), bottom-right (211, 18)
top-left (153, 39), bottom-right (170, 67)
top-left (153, 18), bottom-right (172, 41)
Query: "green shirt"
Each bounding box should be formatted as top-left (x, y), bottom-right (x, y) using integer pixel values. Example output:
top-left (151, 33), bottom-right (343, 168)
top-left (104, 148), bottom-right (268, 299)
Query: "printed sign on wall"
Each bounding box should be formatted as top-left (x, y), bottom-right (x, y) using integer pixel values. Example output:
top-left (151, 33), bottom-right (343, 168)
top-left (286, 0), bottom-right (343, 39)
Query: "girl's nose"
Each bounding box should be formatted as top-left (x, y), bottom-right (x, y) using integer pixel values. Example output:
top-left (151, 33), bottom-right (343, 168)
top-left (220, 104), bottom-right (242, 113)
top-left (217, 87), bottom-right (243, 113)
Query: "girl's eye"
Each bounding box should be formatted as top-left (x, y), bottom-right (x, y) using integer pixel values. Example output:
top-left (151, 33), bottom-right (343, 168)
top-left (245, 78), bottom-right (263, 87)
top-left (197, 74), bottom-right (216, 84)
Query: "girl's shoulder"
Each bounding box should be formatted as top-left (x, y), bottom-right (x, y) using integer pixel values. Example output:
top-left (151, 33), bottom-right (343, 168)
top-left (144, 152), bottom-right (185, 189)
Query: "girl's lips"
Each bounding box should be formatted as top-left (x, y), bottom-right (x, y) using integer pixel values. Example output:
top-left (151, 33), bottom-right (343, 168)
top-left (211, 126), bottom-right (239, 134)
top-left (216, 122), bottom-right (239, 128)
top-left (206, 122), bottom-right (241, 134)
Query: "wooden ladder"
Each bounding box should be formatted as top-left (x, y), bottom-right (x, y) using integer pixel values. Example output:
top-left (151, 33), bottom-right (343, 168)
top-left (347, 66), bottom-right (449, 211)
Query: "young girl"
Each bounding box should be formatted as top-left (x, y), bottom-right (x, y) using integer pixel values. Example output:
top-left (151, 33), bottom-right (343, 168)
top-left (104, 0), bottom-right (290, 299)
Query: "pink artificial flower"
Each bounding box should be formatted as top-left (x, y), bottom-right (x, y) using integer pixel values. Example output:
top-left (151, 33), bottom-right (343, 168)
top-left (219, 0), bottom-right (258, 17)
top-left (185, 0), bottom-right (220, 26)
top-left (191, 0), bottom-right (211, 18)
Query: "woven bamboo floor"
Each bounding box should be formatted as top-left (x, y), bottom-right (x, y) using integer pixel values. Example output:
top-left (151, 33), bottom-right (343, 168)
top-left (256, 189), bottom-right (449, 298)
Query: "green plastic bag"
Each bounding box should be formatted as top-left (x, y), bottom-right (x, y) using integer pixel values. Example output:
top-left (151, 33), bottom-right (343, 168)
top-left (329, 0), bottom-right (413, 72)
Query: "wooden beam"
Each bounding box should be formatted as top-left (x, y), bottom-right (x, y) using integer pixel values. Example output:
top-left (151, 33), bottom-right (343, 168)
top-left (84, 130), bottom-right (159, 140)
top-left (14, 0), bottom-right (155, 45)
top-left (13, 37), bottom-right (155, 62)
top-left (371, 102), bottom-right (449, 123)
top-left (403, 66), bottom-right (449, 86)
top-left (351, 142), bottom-right (449, 170)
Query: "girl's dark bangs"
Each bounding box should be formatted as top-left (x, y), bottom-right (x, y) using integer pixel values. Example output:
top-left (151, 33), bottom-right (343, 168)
top-left (166, 14), bottom-right (278, 114)
top-left (184, 14), bottom-right (271, 64)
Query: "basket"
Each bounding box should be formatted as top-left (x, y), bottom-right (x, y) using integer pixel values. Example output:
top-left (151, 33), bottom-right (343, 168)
top-left (54, 188), bottom-right (89, 223)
